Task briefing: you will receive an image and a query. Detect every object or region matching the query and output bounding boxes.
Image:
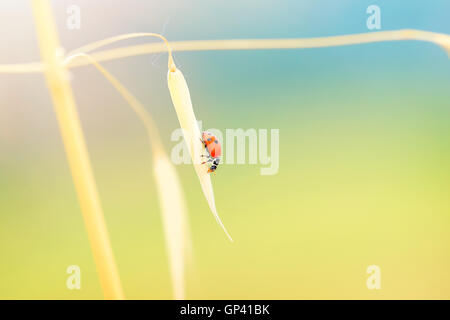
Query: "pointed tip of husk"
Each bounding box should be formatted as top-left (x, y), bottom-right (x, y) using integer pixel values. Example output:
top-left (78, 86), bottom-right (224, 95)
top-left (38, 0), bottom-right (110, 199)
top-left (198, 173), bottom-right (234, 242)
top-left (167, 67), bottom-right (234, 242)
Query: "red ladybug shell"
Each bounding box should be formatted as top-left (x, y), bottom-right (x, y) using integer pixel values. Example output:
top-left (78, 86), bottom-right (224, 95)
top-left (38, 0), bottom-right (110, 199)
top-left (202, 131), bottom-right (221, 158)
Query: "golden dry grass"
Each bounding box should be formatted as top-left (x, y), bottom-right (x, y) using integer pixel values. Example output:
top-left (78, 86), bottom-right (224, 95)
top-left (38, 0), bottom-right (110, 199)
top-left (31, 0), bottom-right (124, 300)
top-left (2, 6), bottom-right (449, 299)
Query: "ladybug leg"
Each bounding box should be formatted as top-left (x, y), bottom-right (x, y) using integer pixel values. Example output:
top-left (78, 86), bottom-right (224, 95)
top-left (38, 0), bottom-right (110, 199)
top-left (201, 154), bottom-right (213, 160)
top-left (199, 138), bottom-right (207, 148)
top-left (201, 157), bottom-right (213, 165)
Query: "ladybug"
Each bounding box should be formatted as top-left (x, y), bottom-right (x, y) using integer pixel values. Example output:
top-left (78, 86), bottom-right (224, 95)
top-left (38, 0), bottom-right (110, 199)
top-left (200, 131), bottom-right (221, 174)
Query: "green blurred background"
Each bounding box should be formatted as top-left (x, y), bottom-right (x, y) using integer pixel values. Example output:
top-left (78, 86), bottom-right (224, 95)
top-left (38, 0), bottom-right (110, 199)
top-left (0, 0), bottom-right (449, 299)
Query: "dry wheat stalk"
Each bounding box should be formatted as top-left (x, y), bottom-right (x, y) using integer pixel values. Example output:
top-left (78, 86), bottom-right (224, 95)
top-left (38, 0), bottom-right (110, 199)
top-left (31, 0), bottom-right (124, 300)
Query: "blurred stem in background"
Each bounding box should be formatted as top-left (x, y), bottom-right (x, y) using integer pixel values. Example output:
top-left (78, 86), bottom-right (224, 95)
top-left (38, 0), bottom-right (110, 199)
top-left (63, 53), bottom-right (192, 300)
top-left (31, 0), bottom-right (124, 300)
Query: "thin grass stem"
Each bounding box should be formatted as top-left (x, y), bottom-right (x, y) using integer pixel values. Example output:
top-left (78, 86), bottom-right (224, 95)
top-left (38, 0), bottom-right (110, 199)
top-left (67, 33), bottom-right (176, 71)
top-left (64, 29), bottom-right (450, 68)
top-left (64, 53), bottom-right (164, 153)
top-left (1, 29), bottom-right (448, 74)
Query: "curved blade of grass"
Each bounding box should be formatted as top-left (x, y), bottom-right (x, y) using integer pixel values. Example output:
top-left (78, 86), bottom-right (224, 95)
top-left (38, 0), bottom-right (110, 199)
top-left (167, 67), bottom-right (233, 242)
top-left (70, 32), bottom-right (233, 242)
top-left (64, 53), bottom-right (192, 299)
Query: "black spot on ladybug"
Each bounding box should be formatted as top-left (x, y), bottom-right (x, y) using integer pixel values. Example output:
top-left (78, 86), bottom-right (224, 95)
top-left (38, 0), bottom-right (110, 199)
top-left (207, 138), bottom-right (212, 141)
top-left (214, 140), bottom-right (218, 144)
